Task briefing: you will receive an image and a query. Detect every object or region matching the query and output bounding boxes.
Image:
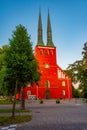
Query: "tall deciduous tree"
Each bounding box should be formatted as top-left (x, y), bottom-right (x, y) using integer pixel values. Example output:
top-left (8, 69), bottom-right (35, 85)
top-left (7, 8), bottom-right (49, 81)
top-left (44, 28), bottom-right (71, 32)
top-left (81, 42), bottom-right (87, 97)
top-left (0, 45), bottom-right (9, 95)
top-left (65, 42), bottom-right (87, 98)
top-left (4, 25), bottom-right (40, 114)
top-left (82, 42), bottom-right (87, 70)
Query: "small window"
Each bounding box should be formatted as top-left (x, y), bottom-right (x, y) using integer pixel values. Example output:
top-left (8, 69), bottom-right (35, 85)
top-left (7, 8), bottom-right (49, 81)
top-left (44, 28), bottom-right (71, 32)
top-left (50, 50), bottom-right (53, 55)
top-left (40, 50), bottom-right (43, 55)
top-left (62, 90), bottom-right (65, 95)
top-left (45, 80), bottom-right (50, 88)
top-left (44, 50), bottom-right (48, 55)
top-left (58, 69), bottom-right (61, 78)
top-left (62, 81), bottom-right (65, 86)
top-left (27, 90), bottom-right (31, 96)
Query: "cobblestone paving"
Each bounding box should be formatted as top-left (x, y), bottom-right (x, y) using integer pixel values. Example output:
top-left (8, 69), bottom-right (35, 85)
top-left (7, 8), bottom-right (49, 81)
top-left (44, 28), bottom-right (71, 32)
top-left (16, 100), bottom-right (87, 130)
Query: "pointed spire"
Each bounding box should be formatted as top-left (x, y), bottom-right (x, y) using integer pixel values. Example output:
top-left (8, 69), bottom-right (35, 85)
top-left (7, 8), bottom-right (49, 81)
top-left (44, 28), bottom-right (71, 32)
top-left (37, 9), bottom-right (44, 46)
top-left (47, 10), bottom-right (54, 47)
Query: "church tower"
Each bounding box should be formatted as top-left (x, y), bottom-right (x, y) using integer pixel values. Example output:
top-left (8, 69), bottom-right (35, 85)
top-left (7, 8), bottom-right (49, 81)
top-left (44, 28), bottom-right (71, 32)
top-left (37, 9), bottom-right (44, 46)
top-left (24, 10), bottom-right (72, 99)
top-left (47, 10), bottom-right (54, 47)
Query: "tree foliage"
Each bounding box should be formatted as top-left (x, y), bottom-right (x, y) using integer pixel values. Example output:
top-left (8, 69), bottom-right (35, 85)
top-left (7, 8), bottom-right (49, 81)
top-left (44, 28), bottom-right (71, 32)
top-left (72, 86), bottom-right (81, 98)
top-left (0, 45), bottom-right (9, 95)
top-left (65, 42), bottom-right (87, 98)
top-left (4, 25), bottom-right (40, 93)
top-left (3, 24), bottom-right (41, 111)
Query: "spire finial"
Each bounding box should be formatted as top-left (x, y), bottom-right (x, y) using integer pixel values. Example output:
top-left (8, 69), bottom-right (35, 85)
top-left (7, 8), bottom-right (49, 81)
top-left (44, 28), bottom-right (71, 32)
top-left (37, 9), bottom-right (44, 46)
top-left (47, 10), bottom-right (54, 47)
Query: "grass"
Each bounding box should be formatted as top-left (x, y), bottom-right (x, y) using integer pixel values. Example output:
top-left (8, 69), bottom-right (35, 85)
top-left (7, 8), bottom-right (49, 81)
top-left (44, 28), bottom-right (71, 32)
top-left (0, 115), bottom-right (32, 126)
top-left (0, 97), bottom-right (32, 126)
top-left (0, 99), bottom-right (13, 104)
top-left (0, 97), bottom-right (21, 104)
top-left (0, 109), bottom-right (31, 113)
top-left (0, 109), bottom-right (32, 126)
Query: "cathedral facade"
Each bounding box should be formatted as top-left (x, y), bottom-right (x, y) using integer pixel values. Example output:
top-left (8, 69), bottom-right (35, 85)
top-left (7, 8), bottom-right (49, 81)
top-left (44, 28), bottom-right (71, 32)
top-left (24, 11), bottom-right (72, 99)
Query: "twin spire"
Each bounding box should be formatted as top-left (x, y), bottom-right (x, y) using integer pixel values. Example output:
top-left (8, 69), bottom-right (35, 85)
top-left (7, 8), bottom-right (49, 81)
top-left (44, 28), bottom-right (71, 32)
top-left (37, 10), bottom-right (54, 47)
top-left (37, 10), bottom-right (44, 46)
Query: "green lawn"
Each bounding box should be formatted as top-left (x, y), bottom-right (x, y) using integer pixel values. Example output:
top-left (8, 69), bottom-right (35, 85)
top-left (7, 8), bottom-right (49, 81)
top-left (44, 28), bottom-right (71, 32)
top-left (0, 109), bottom-right (30, 113)
top-left (0, 97), bottom-right (20, 104)
top-left (0, 115), bottom-right (32, 126)
top-left (0, 108), bottom-right (32, 126)
top-left (0, 97), bottom-right (32, 126)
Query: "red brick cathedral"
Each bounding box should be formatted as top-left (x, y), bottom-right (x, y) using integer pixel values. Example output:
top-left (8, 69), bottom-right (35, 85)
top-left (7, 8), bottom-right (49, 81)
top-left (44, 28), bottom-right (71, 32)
top-left (24, 11), bottom-right (72, 99)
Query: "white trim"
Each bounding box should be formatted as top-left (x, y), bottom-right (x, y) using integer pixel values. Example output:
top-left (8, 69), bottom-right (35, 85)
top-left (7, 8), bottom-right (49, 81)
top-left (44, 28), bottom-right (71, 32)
top-left (37, 46), bottom-right (56, 49)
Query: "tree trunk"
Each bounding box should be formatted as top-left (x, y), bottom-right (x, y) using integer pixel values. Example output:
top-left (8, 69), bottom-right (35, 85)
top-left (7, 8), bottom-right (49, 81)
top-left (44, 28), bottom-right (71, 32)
top-left (12, 81), bottom-right (17, 117)
top-left (20, 87), bottom-right (25, 110)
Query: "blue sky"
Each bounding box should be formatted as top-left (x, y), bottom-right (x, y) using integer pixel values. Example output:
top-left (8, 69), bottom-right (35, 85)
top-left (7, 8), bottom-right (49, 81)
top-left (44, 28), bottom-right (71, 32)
top-left (0, 0), bottom-right (87, 69)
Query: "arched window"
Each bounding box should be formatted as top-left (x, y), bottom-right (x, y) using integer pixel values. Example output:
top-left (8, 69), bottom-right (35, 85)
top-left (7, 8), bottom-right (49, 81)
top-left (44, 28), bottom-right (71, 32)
top-left (44, 50), bottom-right (48, 55)
top-left (45, 80), bottom-right (50, 88)
top-left (27, 90), bottom-right (31, 96)
top-left (62, 90), bottom-right (66, 95)
top-left (50, 50), bottom-right (53, 55)
top-left (40, 50), bottom-right (43, 55)
top-left (62, 81), bottom-right (65, 86)
top-left (58, 69), bottom-right (61, 78)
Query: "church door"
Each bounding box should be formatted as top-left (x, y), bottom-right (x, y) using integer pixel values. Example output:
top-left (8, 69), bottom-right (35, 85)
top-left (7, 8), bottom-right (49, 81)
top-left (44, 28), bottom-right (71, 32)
top-left (45, 91), bottom-right (51, 99)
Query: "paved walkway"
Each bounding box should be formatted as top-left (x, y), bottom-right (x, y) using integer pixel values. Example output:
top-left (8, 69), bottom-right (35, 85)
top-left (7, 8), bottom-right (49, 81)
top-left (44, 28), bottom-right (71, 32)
top-left (0, 99), bottom-right (87, 130)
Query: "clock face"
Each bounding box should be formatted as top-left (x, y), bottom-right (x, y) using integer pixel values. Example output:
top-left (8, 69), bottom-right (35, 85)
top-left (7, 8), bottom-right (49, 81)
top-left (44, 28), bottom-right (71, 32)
top-left (44, 64), bottom-right (50, 68)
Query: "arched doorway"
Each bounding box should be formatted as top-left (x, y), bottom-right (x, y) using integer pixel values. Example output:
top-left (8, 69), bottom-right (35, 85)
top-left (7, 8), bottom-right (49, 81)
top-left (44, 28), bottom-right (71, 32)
top-left (45, 90), bottom-right (51, 99)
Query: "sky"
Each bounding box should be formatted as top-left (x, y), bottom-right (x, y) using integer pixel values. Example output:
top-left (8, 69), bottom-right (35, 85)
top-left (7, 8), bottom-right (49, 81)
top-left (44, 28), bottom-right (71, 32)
top-left (0, 0), bottom-right (87, 69)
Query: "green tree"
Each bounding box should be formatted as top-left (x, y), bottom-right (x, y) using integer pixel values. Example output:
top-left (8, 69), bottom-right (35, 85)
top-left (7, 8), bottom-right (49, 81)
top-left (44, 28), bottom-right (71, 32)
top-left (65, 42), bottom-right (87, 98)
top-left (72, 86), bottom-right (81, 98)
top-left (82, 42), bottom-right (87, 58)
top-left (65, 60), bottom-right (83, 83)
top-left (0, 45), bottom-right (9, 95)
top-left (81, 42), bottom-right (87, 98)
top-left (4, 25), bottom-right (40, 115)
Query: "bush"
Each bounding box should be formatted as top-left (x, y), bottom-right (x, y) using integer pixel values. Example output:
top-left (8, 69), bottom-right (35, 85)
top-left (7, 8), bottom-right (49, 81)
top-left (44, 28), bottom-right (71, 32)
top-left (56, 99), bottom-right (60, 104)
top-left (39, 99), bottom-right (43, 104)
top-left (85, 99), bottom-right (87, 103)
top-left (0, 97), bottom-right (13, 104)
